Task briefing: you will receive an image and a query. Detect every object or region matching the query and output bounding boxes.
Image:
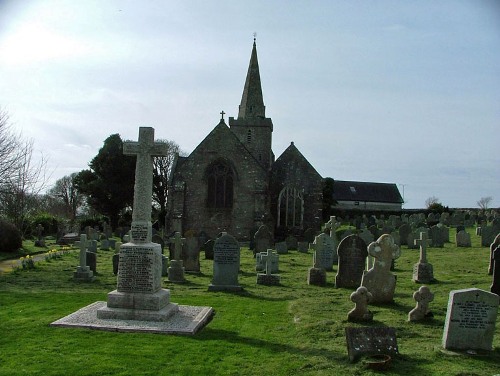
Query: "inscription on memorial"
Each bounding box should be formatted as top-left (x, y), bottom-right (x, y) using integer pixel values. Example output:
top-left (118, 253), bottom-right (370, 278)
top-left (214, 242), bottom-right (239, 265)
top-left (118, 248), bottom-right (158, 292)
top-left (450, 301), bottom-right (496, 330)
top-left (131, 223), bottom-right (149, 243)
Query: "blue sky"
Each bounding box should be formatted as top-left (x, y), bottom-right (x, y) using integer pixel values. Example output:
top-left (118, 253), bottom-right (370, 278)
top-left (0, 0), bottom-right (499, 209)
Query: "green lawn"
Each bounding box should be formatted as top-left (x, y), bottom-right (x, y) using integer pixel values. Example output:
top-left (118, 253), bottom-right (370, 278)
top-left (0, 229), bottom-right (499, 375)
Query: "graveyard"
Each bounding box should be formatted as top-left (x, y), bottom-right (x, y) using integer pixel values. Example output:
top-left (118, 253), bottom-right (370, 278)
top-left (0, 225), bottom-right (499, 375)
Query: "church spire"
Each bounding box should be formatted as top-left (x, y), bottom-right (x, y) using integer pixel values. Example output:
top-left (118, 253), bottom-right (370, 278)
top-left (238, 37), bottom-right (265, 119)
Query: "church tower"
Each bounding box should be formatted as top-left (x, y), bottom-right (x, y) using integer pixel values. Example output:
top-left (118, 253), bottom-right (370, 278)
top-left (229, 38), bottom-right (274, 170)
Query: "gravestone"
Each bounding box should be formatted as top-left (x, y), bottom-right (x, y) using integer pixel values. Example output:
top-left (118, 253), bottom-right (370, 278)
top-left (312, 233), bottom-right (336, 270)
top-left (347, 286), bottom-right (373, 322)
top-left (202, 239), bottom-right (215, 260)
top-left (254, 225), bottom-right (272, 256)
top-left (307, 267), bottom-right (327, 286)
top-left (35, 224), bottom-right (45, 247)
top-left (429, 225), bottom-right (444, 248)
top-left (408, 286), bottom-right (434, 322)
top-left (209, 233), bottom-right (242, 291)
top-left (361, 234), bottom-right (401, 303)
top-left (285, 235), bottom-right (298, 250)
top-left (256, 249), bottom-right (280, 285)
top-left (97, 127), bottom-right (179, 322)
top-left (112, 241), bottom-right (122, 275)
top-left (345, 327), bottom-right (399, 362)
top-left (455, 230), bottom-right (471, 247)
top-left (358, 228), bottom-right (374, 246)
top-left (297, 241), bottom-right (309, 253)
top-left (182, 235), bottom-right (200, 273)
top-left (413, 232), bottom-right (434, 283)
top-left (275, 241), bottom-right (288, 255)
top-left (73, 234), bottom-right (94, 282)
top-left (86, 251), bottom-right (97, 274)
top-left (168, 232), bottom-right (186, 282)
top-left (256, 250), bottom-right (278, 273)
top-left (442, 288), bottom-right (499, 351)
top-left (335, 235), bottom-right (367, 288)
top-left (491, 247), bottom-right (500, 296)
top-left (100, 239), bottom-right (109, 250)
top-left (481, 226), bottom-right (497, 247)
top-left (488, 234), bottom-right (500, 275)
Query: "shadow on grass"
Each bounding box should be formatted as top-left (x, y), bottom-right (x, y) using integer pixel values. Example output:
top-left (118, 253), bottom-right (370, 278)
top-left (209, 289), bottom-right (293, 302)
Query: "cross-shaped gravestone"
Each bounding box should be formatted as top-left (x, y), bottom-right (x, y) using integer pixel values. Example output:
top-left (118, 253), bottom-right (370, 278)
top-left (260, 249), bottom-right (275, 275)
top-left (169, 231), bottom-right (186, 260)
top-left (414, 232), bottom-right (431, 263)
top-left (408, 285), bottom-right (434, 321)
top-left (123, 127), bottom-right (168, 243)
top-left (79, 234), bottom-right (89, 268)
top-left (325, 216), bottom-right (340, 238)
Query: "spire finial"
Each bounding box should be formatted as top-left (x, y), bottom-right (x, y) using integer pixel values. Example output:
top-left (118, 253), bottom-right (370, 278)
top-left (253, 32), bottom-right (257, 43)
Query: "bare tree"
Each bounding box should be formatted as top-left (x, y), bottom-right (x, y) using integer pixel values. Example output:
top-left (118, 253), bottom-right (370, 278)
top-left (152, 139), bottom-right (185, 214)
top-left (425, 196), bottom-right (440, 209)
top-left (48, 173), bottom-right (83, 223)
top-left (0, 108), bottom-right (50, 231)
top-left (477, 196), bottom-right (493, 210)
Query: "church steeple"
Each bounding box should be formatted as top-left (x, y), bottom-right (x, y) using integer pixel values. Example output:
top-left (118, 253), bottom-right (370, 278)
top-left (238, 38), bottom-right (265, 119)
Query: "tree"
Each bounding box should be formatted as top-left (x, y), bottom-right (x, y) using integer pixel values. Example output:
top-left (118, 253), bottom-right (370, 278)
top-left (152, 139), bottom-right (184, 217)
top-left (0, 108), bottom-right (50, 231)
top-left (74, 134), bottom-right (135, 229)
top-left (477, 196), bottom-right (493, 210)
top-left (48, 173), bottom-right (84, 223)
top-left (425, 196), bottom-right (440, 209)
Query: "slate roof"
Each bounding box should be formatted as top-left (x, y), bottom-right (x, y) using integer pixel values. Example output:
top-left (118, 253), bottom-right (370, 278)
top-left (332, 180), bottom-right (403, 204)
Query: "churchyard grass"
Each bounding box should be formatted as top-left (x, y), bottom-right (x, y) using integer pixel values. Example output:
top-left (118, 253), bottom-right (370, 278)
top-left (0, 229), bottom-right (499, 375)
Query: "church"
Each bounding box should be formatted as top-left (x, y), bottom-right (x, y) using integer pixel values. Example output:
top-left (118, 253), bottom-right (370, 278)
top-left (166, 39), bottom-right (323, 241)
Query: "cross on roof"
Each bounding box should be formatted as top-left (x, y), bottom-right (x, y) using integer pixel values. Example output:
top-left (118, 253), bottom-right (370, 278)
top-left (220, 110), bottom-right (225, 120)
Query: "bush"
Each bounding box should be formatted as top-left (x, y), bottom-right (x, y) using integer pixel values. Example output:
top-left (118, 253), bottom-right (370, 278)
top-left (0, 219), bottom-right (22, 253)
top-left (28, 213), bottom-right (60, 237)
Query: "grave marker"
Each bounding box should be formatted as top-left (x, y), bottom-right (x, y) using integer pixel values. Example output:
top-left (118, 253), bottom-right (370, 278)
top-left (413, 232), bottom-right (434, 283)
top-left (335, 235), bottom-right (367, 288)
top-left (209, 233), bottom-right (242, 291)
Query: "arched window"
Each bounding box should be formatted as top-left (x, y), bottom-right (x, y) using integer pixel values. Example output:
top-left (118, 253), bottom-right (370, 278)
top-left (206, 161), bottom-right (233, 208)
top-left (246, 129), bottom-right (252, 143)
top-left (277, 186), bottom-right (304, 229)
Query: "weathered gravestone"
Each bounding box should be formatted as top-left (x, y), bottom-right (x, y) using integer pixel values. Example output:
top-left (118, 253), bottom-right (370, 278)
top-left (429, 224), bottom-right (445, 247)
top-left (413, 232), bottom-right (434, 284)
top-left (256, 250), bottom-right (278, 273)
top-left (254, 225), bottom-right (272, 256)
top-left (86, 251), bottom-right (97, 274)
top-left (182, 234), bottom-right (200, 273)
top-left (168, 232), bottom-right (186, 282)
top-left (275, 241), bottom-right (288, 255)
top-left (202, 239), bottom-right (215, 260)
top-left (408, 285), bottom-right (434, 322)
top-left (481, 226), bottom-right (499, 247)
top-left (335, 235), bottom-right (367, 288)
top-left (491, 246), bottom-right (500, 296)
top-left (312, 233), bottom-right (336, 270)
top-left (345, 327), bottom-right (399, 362)
top-left (256, 249), bottom-right (280, 285)
top-left (209, 233), bottom-right (242, 291)
top-left (361, 234), bottom-right (401, 303)
top-left (297, 241), bottom-right (309, 253)
top-left (347, 286), bottom-right (373, 322)
top-left (442, 288), bottom-right (499, 351)
top-left (97, 127), bottom-right (179, 321)
top-left (285, 235), bottom-right (298, 250)
top-left (488, 233), bottom-right (500, 275)
top-left (73, 234), bottom-right (94, 282)
top-left (358, 228), bottom-right (374, 246)
top-left (455, 230), bottom-right (471, 247)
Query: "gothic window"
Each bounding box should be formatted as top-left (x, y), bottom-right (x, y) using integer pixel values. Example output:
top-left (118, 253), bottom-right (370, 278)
top-left (277, 186), bottom-right (304, 229)
top-left (206, 161), bottom-right (233, 208)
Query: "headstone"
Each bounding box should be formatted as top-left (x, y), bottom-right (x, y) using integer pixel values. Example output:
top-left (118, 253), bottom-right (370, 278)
top-left (202, 239), bottom-right (215, 260)
top-left (307, 267), bottom-right (327, 286)
top-left (161, 255), bottom-right (169, 277)
top-left (256, 249), bottom-right (280, 285)
top-left (100, 239), bottom-right (109, 250)
top-left (34, 224), bottom-right (45, 247)
top-left (358, 228), bottom-right (374, 246)
top-left (325, 216), bottom-right (341, 239)
top-left (88, 240), bottom-right (98, 253)
top-left (361, 234), bottom-right (401, 303)
top-left (413, 232), bottom-right (434, 283)
top-left (408, 286), bottom-right (434, 322)
top-left (335, 235), bottom-right (367, 288)
top-left (97, 127), bottom-right (179, 322)
top-left (275, 241), bottom-right (288, 255)
top-left (481, 226), bottom-right (497, 247)
top-left (73, 234), bottom-right (94, 282)
top-left (442, 288), bottom-right (499, 351)
top-left (429, 225), bottom-right (444, 248)
top-left (297, 241), bottom-right (309, 253)
top-left (347, 286), bottom-right (373, 322)
top-left (312, 233), bottom-right (336, 270)
top-left (345, 327), bottom-right (399, 362)
top-left (209, 233), bottom-right (242, 291)
top-left (168, 232), bottom-right (186, 282)
top-left (254, 225), bottom-right (272, 256)
top-left (108, 239), bottom-right (116, 250)
top-left (86, 251), bottom-right (96, 274)
top-left (256, 250), bottom-right (278, 273)
top-left (455, 230), bottom-right (471, 247)
top-left (488, 234), bottom-right (500, 275)
top-left (182, 235), bottom-right (200, 273)
top-left (285, 235), bottom-right (298, 250)
top-left (491, 246), bottom-right (500, 296)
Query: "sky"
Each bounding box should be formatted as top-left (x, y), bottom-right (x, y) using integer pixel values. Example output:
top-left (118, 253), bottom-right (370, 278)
top-left (0, 0), bottom-right (499, 209)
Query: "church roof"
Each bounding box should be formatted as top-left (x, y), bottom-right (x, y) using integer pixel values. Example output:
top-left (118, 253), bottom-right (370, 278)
top-left (273, 141), bottom-right (322, 179)
top-left (332, 180), bottom-right (403, 204)
top-left (237, 39), bottom-right (265, 119)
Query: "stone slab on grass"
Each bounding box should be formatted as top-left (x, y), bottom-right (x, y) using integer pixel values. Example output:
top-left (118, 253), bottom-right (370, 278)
top-left (51, 301), bottom-right (214, 335)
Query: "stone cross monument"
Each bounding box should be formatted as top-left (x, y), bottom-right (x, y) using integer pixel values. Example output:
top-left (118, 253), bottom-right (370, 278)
top-left (73, 234), bottom-right (94, 282)
top-left (413, 232), bottom-right (434, 283)
top-left (97, 127), bottom-right (179, 321)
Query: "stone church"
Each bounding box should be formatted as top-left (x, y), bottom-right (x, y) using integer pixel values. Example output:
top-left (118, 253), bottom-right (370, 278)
top-left (166, 39), bottom-right (323, 241)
